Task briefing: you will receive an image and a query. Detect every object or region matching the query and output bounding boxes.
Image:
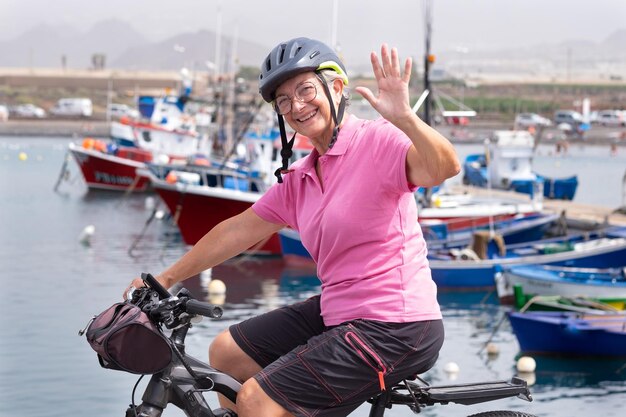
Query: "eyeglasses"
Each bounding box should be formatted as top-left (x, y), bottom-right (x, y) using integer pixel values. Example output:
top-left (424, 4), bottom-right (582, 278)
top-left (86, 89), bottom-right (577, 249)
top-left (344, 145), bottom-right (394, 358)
top-left (274, 81), bottom-right (317, 115)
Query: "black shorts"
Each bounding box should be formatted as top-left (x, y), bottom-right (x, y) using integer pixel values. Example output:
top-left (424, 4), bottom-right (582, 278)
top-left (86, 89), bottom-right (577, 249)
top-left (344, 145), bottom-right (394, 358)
top-left (229, 295), bottom-right (444, 417)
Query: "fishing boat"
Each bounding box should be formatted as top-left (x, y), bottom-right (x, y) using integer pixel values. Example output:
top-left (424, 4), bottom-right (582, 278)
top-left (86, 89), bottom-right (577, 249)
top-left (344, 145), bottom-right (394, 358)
top-left (145, 132), bottom-right (312, 253)
top-left (510, 284), bottom-right (626, 313)
top-left (61, 76), bottom-right (212, 193)
top-left (145, 167), bottom-right (281, 254)
top-left (508, 311), bottom-right (626, 357)
top-left (67, 139), bottom-right (154, 191)
top-left (497, 264), bottom-right (626, 305)
top-left (427, 212), bottom-right (558, 249)
top-left (427, 226), bottom-right (626, 290)
top-left (279, 212), bottom-right (558, 267)
top-left (462, 130), bottom-right (578, 200)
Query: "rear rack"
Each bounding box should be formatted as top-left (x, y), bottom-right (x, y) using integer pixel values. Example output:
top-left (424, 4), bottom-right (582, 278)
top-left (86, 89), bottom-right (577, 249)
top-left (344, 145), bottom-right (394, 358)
top-left (388, 377), bottom-right (532, 408)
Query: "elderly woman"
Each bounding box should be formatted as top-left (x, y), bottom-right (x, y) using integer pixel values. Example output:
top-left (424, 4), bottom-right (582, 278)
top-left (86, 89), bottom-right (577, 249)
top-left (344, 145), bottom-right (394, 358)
top-left (126, 37), bottom-right (459, 417)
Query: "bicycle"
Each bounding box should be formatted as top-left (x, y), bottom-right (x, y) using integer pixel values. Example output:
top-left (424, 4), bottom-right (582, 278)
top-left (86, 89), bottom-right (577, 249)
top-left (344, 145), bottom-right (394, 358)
top-left (95, 273), bottom-right (537, 417)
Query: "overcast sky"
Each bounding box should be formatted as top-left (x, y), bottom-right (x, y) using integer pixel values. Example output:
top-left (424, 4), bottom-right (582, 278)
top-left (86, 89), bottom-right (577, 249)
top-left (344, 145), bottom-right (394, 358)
top-left (2, 0), bottom-right (625, 65)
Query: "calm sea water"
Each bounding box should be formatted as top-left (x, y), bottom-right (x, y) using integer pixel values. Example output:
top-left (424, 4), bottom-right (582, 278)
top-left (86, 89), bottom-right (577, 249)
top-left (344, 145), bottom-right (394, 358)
top-left (1, 137), bottom-right (625, 417)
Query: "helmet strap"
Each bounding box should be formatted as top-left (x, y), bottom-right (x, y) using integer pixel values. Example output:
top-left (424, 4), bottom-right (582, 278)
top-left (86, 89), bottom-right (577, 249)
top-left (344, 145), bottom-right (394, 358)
top-left (274, 113), bottom-right (295, 183)
top-left (315, 73), bottom-right (346, 149)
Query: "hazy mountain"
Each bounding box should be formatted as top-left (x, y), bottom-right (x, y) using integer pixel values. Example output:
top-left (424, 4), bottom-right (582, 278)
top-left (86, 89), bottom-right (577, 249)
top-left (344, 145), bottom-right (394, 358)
top-left (111, 29), bottom-right (268, 71)
top-left (0, 19), bottom-right (623, 79)
top-left (0, 19), bottom-right (268, 71)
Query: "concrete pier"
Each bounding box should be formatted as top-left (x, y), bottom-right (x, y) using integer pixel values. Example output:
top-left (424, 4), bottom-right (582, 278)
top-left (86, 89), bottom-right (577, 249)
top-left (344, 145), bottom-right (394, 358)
top-left (450, 185), bottom-right (626, 226)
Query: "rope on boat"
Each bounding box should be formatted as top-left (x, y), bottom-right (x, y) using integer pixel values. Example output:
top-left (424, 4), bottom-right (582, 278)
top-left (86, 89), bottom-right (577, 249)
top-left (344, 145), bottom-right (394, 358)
top-left (477, 312), bottom-right (508, 354)
top-left (53, 150), bottom-right (71, 192)
top-left (116, 174), bottom-right (143, 207)
top-left (127, 205), bottom-right (161, 258)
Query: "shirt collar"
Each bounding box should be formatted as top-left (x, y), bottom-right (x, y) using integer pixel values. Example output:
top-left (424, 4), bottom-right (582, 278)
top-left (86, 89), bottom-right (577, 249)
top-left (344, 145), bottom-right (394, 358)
top-left (299, 114), bottom-right (361, 175)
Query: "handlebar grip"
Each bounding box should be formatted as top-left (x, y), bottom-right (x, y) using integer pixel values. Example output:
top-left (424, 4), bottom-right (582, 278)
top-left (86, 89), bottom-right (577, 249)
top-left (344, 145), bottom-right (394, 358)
top-left (185, 299), bottom-right (223, 318)
top-left (141, 272), bottom-right (171, 300)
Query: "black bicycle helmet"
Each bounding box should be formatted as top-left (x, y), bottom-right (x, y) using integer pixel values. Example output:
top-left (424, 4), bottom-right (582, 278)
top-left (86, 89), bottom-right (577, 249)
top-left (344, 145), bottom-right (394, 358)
top-left (259, 37), bottom-right (348, 102)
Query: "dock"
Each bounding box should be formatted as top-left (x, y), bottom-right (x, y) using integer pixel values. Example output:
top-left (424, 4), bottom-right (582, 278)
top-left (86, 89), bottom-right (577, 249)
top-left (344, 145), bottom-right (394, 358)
top-left (449, 185), bottom-right (626, 226)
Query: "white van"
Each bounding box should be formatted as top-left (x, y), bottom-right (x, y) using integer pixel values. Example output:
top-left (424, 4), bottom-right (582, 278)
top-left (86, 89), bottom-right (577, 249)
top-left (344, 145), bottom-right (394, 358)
top-left (50, 98), bottom-right (93, 118)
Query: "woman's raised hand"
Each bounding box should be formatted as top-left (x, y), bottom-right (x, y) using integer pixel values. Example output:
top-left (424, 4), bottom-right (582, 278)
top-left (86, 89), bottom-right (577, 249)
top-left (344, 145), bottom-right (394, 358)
top-left (355, 44), bottom-right (414, 126)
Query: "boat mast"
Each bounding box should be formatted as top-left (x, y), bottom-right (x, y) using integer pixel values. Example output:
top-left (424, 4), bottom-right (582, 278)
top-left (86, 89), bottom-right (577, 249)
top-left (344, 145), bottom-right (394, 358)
top-left (422, 0), bottom-right (433, 126)
top-left (421, 0), bottom-right (435, 207)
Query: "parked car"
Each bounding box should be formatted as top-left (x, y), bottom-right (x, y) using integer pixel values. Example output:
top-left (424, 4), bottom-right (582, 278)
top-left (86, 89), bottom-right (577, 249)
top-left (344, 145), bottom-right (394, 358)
top-left (553, 110), bottom-right (583, 126)
top-left (107, 103), bottom-right (139, 120)
top-left (0, 104), bottom-right (8, 122)
top-left (10, 104), bottom-right (46, 118)
top-left (50, 98), bottom-right (93, 118)
top-left (595, 110), bottom-right (625, 127)
top-left (514, 113), bottom-right (551, 128)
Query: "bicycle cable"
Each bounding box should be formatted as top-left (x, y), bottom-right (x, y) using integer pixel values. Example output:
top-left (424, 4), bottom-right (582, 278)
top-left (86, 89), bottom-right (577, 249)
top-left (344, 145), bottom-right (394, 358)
top-left (130, 374), bottom-right (145, 417)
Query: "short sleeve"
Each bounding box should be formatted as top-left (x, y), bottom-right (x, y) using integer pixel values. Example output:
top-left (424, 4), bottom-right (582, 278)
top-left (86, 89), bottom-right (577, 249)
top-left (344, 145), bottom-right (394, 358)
top-left (369, 120), bottom-right (417, 193)
top-left (251, 180), bottom-right (295, 227)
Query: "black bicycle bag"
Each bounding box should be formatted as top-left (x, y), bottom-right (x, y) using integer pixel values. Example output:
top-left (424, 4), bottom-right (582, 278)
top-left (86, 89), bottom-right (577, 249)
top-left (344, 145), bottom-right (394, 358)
top-left (84, 302), bottom-right (172, 374)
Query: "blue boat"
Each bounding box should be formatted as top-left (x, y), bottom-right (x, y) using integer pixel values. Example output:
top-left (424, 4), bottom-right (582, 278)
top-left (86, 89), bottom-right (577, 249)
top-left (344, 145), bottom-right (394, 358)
top-left (499, 264), bottom-right (626, 304)
top-left (426, 212), bottom-right (558, 249)
top-left (278, 212), bottom-right (558, 268)
top-left (462, 130), bottom-right (578, 200)
top-left (508, 311), bottom-right (626, 357)
top-left (428, 226), bottom-right (626, 290)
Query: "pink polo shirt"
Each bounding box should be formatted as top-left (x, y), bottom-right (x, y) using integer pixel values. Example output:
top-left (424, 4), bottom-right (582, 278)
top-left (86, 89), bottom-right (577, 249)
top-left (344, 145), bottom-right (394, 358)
top-left (252, 114), bottom-right (441, 326)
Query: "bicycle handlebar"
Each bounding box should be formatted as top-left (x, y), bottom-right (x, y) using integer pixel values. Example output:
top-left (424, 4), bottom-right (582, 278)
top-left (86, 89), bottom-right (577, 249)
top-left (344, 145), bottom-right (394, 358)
top-left (141, 272), bottom-right (171, 299)
top-left (140, 272), bottom-right (224, 320)
top-left (185, 299), bottom-right (223, 318)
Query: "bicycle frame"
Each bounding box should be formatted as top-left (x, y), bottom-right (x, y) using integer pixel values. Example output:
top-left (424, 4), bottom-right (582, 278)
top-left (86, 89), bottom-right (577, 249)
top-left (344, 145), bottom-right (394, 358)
top-left (122, 274), bottom-right (533, 417)
top-left (130, 325), bottom-right (240, 417)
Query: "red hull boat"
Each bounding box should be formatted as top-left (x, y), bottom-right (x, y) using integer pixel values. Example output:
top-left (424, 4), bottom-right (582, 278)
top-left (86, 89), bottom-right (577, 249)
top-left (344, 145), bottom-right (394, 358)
top-left (149, 173), bottom-right (281, 255)
top-left (69, 142), bottom-right (152, 191)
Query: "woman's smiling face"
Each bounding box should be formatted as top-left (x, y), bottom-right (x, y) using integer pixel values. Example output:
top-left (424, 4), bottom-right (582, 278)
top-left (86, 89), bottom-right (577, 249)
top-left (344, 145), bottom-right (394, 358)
top-left (275, 72), bottom-right (342, 145)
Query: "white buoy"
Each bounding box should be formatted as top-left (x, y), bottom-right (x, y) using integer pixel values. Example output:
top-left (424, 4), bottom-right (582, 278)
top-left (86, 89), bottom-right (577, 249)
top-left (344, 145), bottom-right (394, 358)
top-left (155, 210), bottom-right (165, 220)
top-left (443, 361), bottom-right (460, 380)
top-left (208, 293), bottom-right (226, 306)
top-left (208, 279), bottom-right (226, 295)
top-left (516, 356), bottom-right (537, 373)
top-left (145, 196), bottom-right (156, 210)
top-left (79, 225), bottom-right (95, 246)
top-left (486, 342), bottom-right (500, 357)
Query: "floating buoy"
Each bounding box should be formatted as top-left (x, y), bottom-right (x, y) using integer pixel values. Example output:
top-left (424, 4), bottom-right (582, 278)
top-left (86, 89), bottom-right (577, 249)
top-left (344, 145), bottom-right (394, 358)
top-left (486, 342), bottom-right (500, 357)
top-left (145, 196), bottom-right (156, 210)
top-left (208, 293), bottom-right (226, 306)
top-left (79, 225), bottom-right (95, 246)
top-left (516, 356), bottom-right (536, 373)
top-left (208, 279), bottom-right (226, 296)
top-left (82, 138), bottom-right (95, 149)
top-left (443, 361), bottom-right (460, 380)
top-left (18, 152), bottom-right (28, 161)
top-left (155, 210), bottom-right (165, 220)
top-left (165, 171), bottom-right (178, 184)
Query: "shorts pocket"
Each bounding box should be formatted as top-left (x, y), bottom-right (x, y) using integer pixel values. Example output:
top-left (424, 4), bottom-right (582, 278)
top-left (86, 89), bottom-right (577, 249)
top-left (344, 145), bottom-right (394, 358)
top-left (293, 325), bottom-right (389, 404)
top-left (344, 328), bottom-right (388, 391)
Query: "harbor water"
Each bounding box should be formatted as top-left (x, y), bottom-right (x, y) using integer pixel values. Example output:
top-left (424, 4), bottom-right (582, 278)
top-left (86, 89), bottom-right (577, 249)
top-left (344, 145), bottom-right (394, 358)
top-left (1, 136), bottom-right (625, 417)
